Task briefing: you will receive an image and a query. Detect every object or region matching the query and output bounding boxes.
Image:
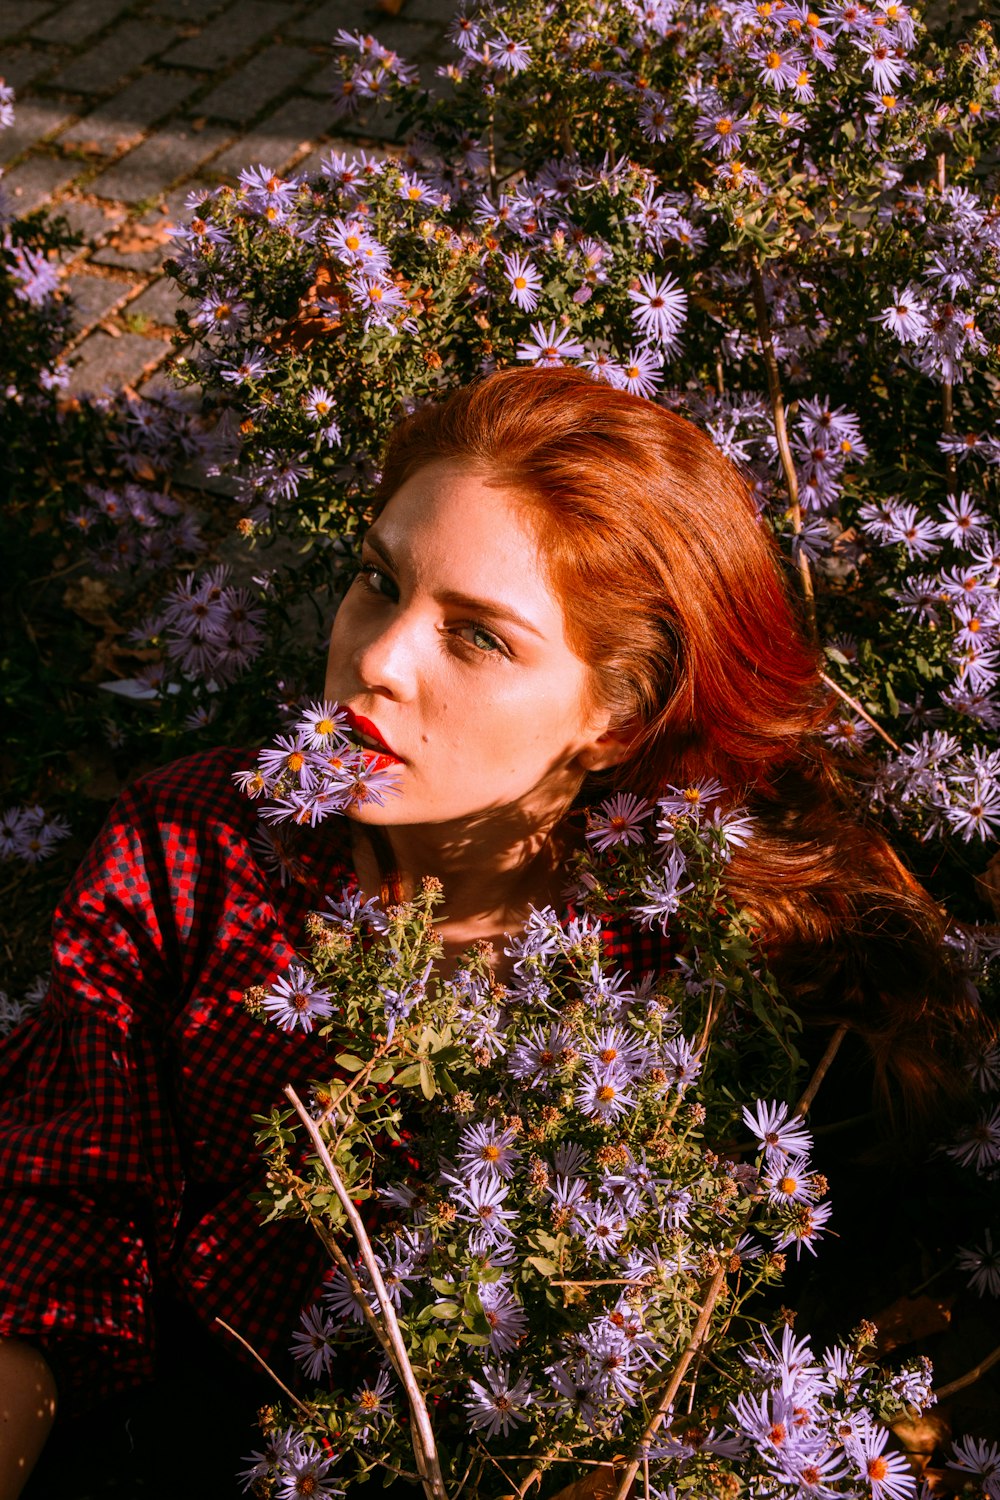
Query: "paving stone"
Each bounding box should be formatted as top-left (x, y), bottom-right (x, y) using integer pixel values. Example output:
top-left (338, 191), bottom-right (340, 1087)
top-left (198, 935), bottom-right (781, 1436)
top-left (164, 0), bottom-right (288, 70)
top-left (197, 43), bottom-right (318, 125)
top-left (62, 69), bottom-right (199, 152)
top-left (67, 328), bottom-right (169, 394)
top-left (91, 121), bottom-right (228, 203)
top-left (122, 273), bottom-right (186, 325)
top-left (51, 19), bottom-right (177, 94)
top-left (405, 0), bottom-right (458, 22)
top-left (284, 0), bottom-right (381, 42)
top-left (1, 47), bottom-right (58, 90)
top-left (208, 93), bottom-right (333, 178)
top-left (2, 153), bottom-right (81, 212)
top-left (144, 0), bottom-right (227, 16)
top-left (0, 99), bottom-right (74, 165)
top-left (63, 270), bottom-right (130, 332)
top-left (1, 3), bottom-right (57, 41)
top-left (55, 194), bottom-right (125, 245)
top-left (30, 0), bottom-right (131, 46)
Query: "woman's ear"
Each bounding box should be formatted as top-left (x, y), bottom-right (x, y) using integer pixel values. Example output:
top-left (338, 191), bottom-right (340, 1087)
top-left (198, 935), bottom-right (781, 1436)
top-left (575, 723), bottom-right (637, 773)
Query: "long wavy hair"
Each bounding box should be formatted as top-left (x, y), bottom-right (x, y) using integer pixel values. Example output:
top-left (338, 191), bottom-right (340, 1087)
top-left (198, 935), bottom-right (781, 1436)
top-left (376, 366), bottom-right (978, 1121)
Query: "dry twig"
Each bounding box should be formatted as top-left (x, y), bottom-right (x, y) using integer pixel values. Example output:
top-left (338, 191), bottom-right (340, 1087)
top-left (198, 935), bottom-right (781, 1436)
top-left (285, 1085), bottom-right (449, 1500)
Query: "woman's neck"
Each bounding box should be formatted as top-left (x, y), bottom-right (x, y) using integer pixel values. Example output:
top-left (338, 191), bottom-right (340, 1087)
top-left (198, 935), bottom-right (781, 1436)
top-left (350, 810), bottom-right (579, 963)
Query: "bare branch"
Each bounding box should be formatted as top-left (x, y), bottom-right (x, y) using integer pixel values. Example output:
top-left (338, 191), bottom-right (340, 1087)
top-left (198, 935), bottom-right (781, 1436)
top-left (215, 1318), bottom-right (315, 1417)
top-left (820, 672), bottom-right (902, 754)
top-left (285, 1085), bottom-right (449, 1500)
top-left (794, 1025), bottom-right (849, 1118)
top-left (612, 1266), bottom-right (728, 1500)
top-left (749, 254), bottom-right (817, 638)
top-left (934, 1341), bottom-right (1000, 1400)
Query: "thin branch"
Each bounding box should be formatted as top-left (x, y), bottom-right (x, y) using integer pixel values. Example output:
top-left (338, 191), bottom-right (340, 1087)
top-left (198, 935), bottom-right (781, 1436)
top-left (518, 1466), bottom-right (543, 1497)
top-left (934, 1341), bottom-right (1000, 1400)
top-left (749, 254), bottom-right (817, 639)
top-left (285, 1086), bottom-right (449, 1500)
top-left (612, 1265), bottom-right (728, 1500)
top-left (794, 1025), bottom-right (849, 1117)
top-left (214, 1318), bottom-right (314, 1417)
top-left (820, 673), bottom-right (902, 754)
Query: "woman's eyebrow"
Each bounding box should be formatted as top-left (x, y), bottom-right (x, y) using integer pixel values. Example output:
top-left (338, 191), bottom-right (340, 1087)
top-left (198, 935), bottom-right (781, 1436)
top-left (363, 530), bottom-right (546, 639)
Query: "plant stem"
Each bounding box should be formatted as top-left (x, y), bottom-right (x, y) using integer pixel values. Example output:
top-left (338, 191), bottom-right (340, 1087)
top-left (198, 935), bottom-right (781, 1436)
top-left (936, 152), bottom-right (958, 495)
top-left (285, 1085), bottom-right (450, 1500)
top-left (819, 673), bottom-right (902, 753)
top-left (749, 254), bottom-right (817, 639)
top-left (214, 1318), bottom-right (315, 1417)
top-left (611, 1265), bottom-right (728, 1500)
top-left (794, 1024), bottom-right (848, 1117)
top-left (934, 1340), bottom-right (1000, 1399)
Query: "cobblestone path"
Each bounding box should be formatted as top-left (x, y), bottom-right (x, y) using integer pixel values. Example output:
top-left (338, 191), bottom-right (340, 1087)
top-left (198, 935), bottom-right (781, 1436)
top-left (2, 0), bottom-right (452, 395)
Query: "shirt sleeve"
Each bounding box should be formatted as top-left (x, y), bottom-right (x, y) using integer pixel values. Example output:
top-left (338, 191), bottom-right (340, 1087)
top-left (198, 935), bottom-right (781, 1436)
top-left (0, 780), bottom-right (185, 1403)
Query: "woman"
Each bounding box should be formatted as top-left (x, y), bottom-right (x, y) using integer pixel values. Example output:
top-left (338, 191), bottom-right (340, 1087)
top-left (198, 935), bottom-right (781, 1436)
top-left (0, 368), bottom-right (973, 1498)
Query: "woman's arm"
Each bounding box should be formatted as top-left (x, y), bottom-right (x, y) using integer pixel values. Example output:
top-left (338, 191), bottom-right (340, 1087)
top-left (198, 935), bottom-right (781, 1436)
top-left (0, 1339), bottom-right (57, 1500)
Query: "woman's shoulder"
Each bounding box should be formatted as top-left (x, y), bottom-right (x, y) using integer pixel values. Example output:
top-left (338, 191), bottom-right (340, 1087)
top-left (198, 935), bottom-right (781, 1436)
top-left (121, 745), bottom-right (259, 832)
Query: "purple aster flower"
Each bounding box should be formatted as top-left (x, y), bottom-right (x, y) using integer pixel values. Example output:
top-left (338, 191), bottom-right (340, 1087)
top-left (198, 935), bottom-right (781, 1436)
top-left (501, 251), bottom-right (542, 312)
top-left (289, 1302), bottom-right (337, 1379)
top-left (754, 44), bottom-right (805, 89)
top-left (478, 1280), bottom-right (528, 1353)
top-left (631, 849), bottom-right (694, 932)
top-left (380, 959), bottom-right (432, 1044)
top-left (487, 32), bottom-right (532, 73)
top-left (858, 36), bottom-right (910, 95)
top-left (661, 1035), bottom-right (703, 1093)
top-left (584, 1025), bottom-right (650, 1079)
top-left (938, 491), bottom-right (988, 548)
top-left (694, 108), bottom-right (751, 157)
top-left (516, 319), bottom-right (585, 367)
top-left (465, 1364), bottom-right (533, 1436)
top-left (456, 1120), bottom-right (521, 1181)
top-left (575, 1068), bottom-right (637, 1124)
top-left (949, 1435), bottom-right (1000, 1492)
top-left (614, 345), bottom-right (664, 396)
top-left (353, 1369), bottom-right (394, 1441)
top-left (580, 348), bottom-right (623, 384)
top-left (321, 886), bottom-right (390, 935)
top-left (587, 792), bottom-right (656, 852)
top-left (763, 1153), bottom-right (817, 1206)
top-left (628, 271), bottom-right (687, 345)
top-left (293, 699), bottom-right (350, 749)
top-left (257, 734), bottom-right (318, 790)
top-left (772, 1199), bottom-right (833, 1259)
top-left (261, 964), bottom-right (336, 1034)
top-left (448, 1173), bottom-right (518, 1252)
top-left (192, 290), bottom-right (248, 335)
top-left (274, 1437), bottom-right (342, 1500)
top-left (639, 93), bottom-right (672, 142)
top-left (397, 170), bottom-right (442, 206)
top-left (875, 285), bottom-right (929, 343)
top-left (843, 1413), bottom-right (917, 1500)
top-left (742, 1099), bottom-right (814, 1164)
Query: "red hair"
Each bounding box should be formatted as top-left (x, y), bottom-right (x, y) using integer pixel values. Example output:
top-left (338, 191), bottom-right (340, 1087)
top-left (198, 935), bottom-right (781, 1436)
top-left (378, 367), bottom-right (978, 1122)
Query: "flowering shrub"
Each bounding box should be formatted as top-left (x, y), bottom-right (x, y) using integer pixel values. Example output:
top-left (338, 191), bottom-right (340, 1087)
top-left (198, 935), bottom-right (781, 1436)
top-left (238, 711), bottom-right (936, 1498)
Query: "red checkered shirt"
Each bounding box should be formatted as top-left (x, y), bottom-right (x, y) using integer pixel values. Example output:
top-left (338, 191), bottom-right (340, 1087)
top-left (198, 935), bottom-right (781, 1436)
top-left (0, 747), bottom-right (666, 1409)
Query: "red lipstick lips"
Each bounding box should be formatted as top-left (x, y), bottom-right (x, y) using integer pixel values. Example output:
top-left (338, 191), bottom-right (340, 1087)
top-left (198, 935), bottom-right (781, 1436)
top-left (344, 708), bottom-right (403, 762)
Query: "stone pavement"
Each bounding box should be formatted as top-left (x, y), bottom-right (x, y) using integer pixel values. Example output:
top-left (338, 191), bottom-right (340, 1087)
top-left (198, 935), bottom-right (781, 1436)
top-left (1, 0), bottom-right (453, 396)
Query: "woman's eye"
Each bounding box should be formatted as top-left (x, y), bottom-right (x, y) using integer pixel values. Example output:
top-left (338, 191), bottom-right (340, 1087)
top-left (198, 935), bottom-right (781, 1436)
top-left (357, 563), bottom-right (398, 601)
top-left (459, 624), bottom-right (506, 656)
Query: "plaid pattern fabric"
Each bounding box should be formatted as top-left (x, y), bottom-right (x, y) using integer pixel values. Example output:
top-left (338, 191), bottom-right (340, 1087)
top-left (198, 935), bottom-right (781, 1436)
top-left (0, 747), bottom-right (666, 1408)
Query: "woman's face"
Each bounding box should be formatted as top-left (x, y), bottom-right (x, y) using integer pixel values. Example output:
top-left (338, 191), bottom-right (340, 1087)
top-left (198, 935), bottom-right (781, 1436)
top-left (325, 460), bottom-right (625, 831)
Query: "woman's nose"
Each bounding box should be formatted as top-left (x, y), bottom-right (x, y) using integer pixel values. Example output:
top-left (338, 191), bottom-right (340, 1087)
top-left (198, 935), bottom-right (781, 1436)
top-left (352, 610), bottom-right (419, 700)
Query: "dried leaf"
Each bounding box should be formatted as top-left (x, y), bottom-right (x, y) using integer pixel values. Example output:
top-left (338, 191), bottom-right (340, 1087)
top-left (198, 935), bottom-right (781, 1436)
top-left (62, 577), bottom-right (122, 630)
top-left (547, 1466), bottom-right (628, 1500)
top-left (976, 850), bottom-right (1000, 917)
top-left (376, 0), bottom-right (407, 12)
top-left (874, 1294), bottom-right (954, 1353)
top-left (109, 221), bottom-right (172, 253)
top-left (191, 116), bottom-right (207, 132)
top-left (889, 1409), bottom-right (951, 1456)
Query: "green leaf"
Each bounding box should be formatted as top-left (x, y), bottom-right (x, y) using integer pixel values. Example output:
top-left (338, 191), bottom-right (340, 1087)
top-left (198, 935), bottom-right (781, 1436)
top-left (335, 1052), bottom-right (366, 1072)
top-left (419, 1059), bottom-right (436, 1100)
top-left (525, 1255), bottom-right (559, 1277)
top-left (430, 1301), bottom-right (460, 1319)
top-left (394, 1064), bottom-right (423, 1088)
